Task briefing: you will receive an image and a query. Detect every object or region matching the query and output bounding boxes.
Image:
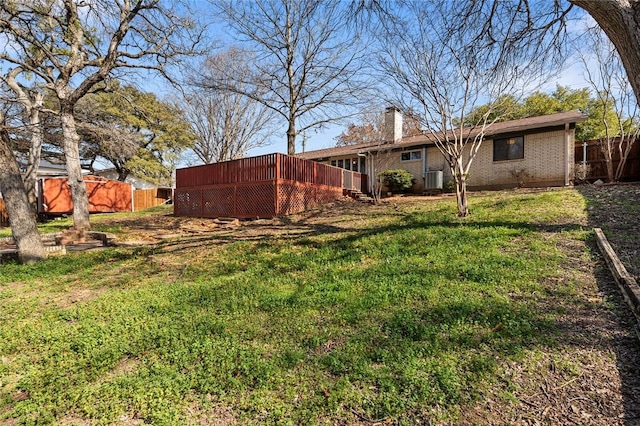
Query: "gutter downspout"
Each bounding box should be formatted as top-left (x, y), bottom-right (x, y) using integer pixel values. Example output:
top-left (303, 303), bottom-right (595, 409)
top-left (369, 153), bottom-right (375, 194)
top-left (421, 146), bottom-right (427, 191)
top-left (564, 123), bottom-right (571, 186)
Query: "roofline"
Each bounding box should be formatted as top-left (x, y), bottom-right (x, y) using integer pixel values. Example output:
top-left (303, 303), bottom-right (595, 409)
top-left (297, 110), bottom-right (587, 160)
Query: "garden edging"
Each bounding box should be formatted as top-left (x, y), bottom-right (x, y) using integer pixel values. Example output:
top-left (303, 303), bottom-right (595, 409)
top-left (594, 227), bottom-right (640, 341)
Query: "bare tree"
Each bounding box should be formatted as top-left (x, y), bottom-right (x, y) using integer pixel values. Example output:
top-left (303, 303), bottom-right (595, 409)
top-left (350, 1), bottom-right (640, 138)
top-left (335, 107), bottom-right (422, 147)
top-left (380, 2), bottom-right (537, 216)
top-left (450, 1), bottom-right (640, 117)
top-left (361, 143), bottom-right (396, 204)
top-left (209, 0), bottom-right (368, 155)
top-left (0, 0), bottom-right (205, 230)
top-left (581, 27), bottom-right (640, 182)
top-left (0, 110), bottom-right (45, 263)
top-left (180, 49), bottom-right (276, 164)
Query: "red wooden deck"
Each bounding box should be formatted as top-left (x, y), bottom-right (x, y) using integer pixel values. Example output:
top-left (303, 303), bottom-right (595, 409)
top-left (174, 153), bottom-right (366, 219)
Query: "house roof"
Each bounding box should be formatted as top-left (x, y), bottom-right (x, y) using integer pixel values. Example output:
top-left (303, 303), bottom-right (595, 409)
top-left (297, 110), bottom-right (587, 160)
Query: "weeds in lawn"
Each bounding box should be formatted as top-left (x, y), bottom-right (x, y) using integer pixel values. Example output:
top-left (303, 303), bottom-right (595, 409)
top-left (0, 190), bottom-right (597, 423)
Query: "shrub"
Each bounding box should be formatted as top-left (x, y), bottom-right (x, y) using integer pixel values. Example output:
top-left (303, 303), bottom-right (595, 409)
top-left (444, 180), bottom-right (456, 193)
top-left (379, 169), bottom-right (414, 193)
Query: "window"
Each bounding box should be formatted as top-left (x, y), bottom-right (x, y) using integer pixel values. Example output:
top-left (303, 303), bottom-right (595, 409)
top-left (493, 136), bottom-right (524, 161)
top-left (401, 150), bottom-right (421, 161)
top-left (337, 159), bottom-right (344, 168)
top-left (330, 160), bottom-right (337, 167)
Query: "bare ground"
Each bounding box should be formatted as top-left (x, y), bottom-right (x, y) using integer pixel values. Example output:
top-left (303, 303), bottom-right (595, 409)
top-left (95, 186), bottom-right (640, 425)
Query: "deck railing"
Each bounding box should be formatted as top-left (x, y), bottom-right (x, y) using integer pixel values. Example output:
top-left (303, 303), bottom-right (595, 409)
top-left (342, 170), bottom-right (369, 193)
top-left (174, 153), bottom-right (353, 218)
top-left (176, 153), bottom-right (344, 189)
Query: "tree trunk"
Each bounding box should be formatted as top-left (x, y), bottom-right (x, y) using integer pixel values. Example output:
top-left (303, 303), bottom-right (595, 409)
top-left (286, 119), bottom-right (296, 155)
top-left (571, 0), bottom-right (640, 106)
top-left (117, 168), bottom-right (129, 182)
top-left (23, 94), bottom-right (44, 213)
top-left (60, 108), bottom-right (91, 231)
top-left (452, 160), bottom-right (469, 217)
top-left (0, 121), bottom-right (46, 264)
top-left (599, 138), bottom-right (615, 182)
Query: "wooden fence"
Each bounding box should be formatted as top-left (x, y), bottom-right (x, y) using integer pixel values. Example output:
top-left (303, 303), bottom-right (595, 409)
top-left (343, 170), bottom-right (368, 193)
top-left (176, 153), bottom-right (343, 188)
top-left (0, 199), bottom-right (8, 227)
top-left (133, 188), bottom-right (172, 211)
top-left (575, 138), bottom-right (640, 181)
top-left (175, 153), bottom-right (347, 219)
top-left (41, 176), bottom-right (132, 214)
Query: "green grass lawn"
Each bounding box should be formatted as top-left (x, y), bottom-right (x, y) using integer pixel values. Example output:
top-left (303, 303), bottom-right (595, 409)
top-left (0, 190), bottom-right (594, 424)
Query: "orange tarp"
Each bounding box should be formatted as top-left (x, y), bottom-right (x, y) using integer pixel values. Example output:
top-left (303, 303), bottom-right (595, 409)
top-left (42, 176), bottom-right (132, 214)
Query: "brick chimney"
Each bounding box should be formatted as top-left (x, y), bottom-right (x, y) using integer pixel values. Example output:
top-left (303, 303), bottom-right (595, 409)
top-left (384, 106), bottom-right (402, 143)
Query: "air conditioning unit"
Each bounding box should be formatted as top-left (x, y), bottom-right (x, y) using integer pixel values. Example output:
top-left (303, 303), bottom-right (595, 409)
top-left (425, 170), bottom-right (443, 190)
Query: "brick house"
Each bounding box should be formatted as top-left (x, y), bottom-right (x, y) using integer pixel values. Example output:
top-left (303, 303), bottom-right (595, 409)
top-left (297, 108), bottom-right (587, 193)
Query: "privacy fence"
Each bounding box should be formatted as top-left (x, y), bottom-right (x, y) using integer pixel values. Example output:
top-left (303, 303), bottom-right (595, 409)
top-left (133, 188), bottom-right (173, 212)
top-left (575, 138), bottom-right (640, 182)
top-left (0, 200), bottom-right (8, 227)
top-left (0, 187), bottom-right (172, 228)
top-left (174, 153), bottom-right (364, 219)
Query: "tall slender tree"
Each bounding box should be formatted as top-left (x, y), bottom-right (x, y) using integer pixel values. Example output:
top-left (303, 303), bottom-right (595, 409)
top-left (0, 72), bottom-right (47, 213)
top-left (180, 48), bottom-right (277, 164)
top-left (209, 0), bottom-right (368, 154)
top-left (581, 27), bottom-right (640, 182)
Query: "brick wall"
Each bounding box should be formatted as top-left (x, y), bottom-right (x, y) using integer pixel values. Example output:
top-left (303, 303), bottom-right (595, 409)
top-left (469, 129), bottom-right (569, 189)
top-left (380, 128), bottom-right (572, 191)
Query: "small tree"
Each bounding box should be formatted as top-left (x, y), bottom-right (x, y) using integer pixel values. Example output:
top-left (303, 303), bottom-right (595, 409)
top-left (359, 142), bottom-right (396, 204)
top-left (380, 2), bottom-right (537, 216)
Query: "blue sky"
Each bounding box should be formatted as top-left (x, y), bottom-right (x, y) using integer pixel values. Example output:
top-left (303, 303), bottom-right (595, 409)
top-left (131, 2), bottom-right (600, 161)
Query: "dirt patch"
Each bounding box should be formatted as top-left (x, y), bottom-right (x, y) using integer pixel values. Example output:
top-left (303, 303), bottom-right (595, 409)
top-left (98, 198), bottom-right (370, 244)
top-left (183, 394), bottom-right (239, 426)
top-left (578, 183), bottom-right (640, 280)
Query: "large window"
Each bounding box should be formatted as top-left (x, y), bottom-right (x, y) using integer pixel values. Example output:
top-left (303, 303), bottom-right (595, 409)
top-left (493, 136), bottom-right (524, 161)
top-left (332, 157), bottom-right (366, 173)
top-left (401, 150), bottom-right (422, 161)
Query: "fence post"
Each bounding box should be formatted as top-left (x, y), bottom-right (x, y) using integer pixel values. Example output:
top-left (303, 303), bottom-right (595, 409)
top-left (276, 153), bottom-right (281, 181)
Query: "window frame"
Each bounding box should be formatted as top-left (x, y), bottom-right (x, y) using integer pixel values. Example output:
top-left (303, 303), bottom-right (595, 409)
top-left (401, 150), bottom-right (422, 162)
top-left (493, 135), bottom-right (524, 162)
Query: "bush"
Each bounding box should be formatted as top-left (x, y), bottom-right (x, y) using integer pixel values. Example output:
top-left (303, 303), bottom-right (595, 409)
top-left (444, 180), bottom-right (456, 193)
top-left (379, 169), bottom-right (414, 193)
